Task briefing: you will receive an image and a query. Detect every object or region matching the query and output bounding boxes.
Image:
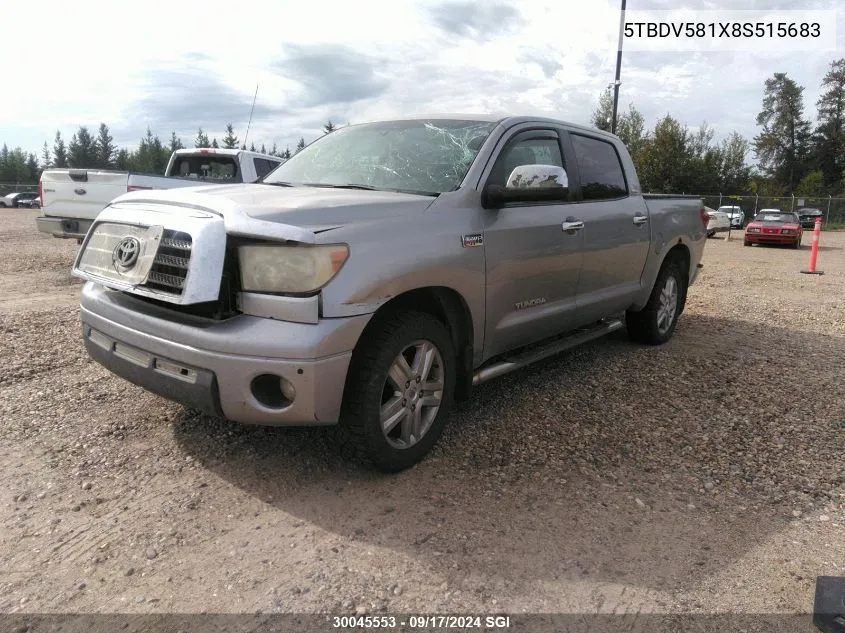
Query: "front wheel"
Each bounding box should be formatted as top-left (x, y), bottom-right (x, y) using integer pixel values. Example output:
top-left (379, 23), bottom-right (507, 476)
top-left (626, 258), bottom-right (686, 345)
top-left (337, 311), bottom-right (456, 472)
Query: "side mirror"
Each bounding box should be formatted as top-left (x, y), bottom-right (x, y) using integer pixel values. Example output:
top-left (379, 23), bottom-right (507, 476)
top-left (481, 164), bottom-right (569, 209)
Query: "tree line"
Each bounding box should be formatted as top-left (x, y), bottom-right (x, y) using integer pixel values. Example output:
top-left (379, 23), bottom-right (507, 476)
top-left (591, 57), bottom-right (845, 199)
top-left (2, 57), bottom-right (843, 198)
top-left (0, 120), bottom-right (340, 186)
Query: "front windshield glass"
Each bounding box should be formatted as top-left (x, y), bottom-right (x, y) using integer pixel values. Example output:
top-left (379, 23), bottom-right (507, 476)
top-left (261, 119), bottom-right (498, 195)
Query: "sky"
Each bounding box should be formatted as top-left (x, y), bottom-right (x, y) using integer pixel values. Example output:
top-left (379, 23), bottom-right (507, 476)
top-left (1, 0), bottom-right (843, 163)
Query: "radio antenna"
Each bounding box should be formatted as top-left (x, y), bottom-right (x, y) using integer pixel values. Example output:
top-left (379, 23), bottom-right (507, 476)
top-left (243, 83), bottom-right (259, 148)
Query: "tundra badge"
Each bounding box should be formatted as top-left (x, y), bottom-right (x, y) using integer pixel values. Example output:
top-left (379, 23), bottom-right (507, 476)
top-left (515, 298), bottom-right (547, 310)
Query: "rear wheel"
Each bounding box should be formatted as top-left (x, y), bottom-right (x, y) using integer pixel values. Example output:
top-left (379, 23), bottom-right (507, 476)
top-left (336, 311), bottom-right (456, 472)
top-left (626, 257), bottom-right (686, 345)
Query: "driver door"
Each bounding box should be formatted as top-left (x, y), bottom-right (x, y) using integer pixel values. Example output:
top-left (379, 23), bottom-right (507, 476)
top-left (480, 127), bottom-right (585, 360)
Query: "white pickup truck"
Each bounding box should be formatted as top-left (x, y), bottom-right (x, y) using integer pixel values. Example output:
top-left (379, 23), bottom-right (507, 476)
top-left (36, 148), bottom-right (284, 240)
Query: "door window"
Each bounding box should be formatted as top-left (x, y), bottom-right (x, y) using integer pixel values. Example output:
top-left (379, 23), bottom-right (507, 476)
top-left (488, 136), bottom-right (565, 188)
top-left (569, 134), bottom-right (628, 200)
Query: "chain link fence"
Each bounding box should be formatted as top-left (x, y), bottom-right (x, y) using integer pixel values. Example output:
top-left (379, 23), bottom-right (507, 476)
top-left (699, 194), bottom-right (845, 228)
top-left (0, 183), bottom-right (39, 196)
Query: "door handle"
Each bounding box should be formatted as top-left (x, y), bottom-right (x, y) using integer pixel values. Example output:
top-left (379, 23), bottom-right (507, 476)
top-left (633, 215), bottom-right (648, 226)
top-left (561, 220), bottom-right (584, 232)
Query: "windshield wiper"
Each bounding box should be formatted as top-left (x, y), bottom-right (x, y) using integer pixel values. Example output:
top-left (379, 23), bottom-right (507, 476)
top-left (306, 183), bottom-right (379, 191)
top-left (261, 181), bottom-right (295, 187)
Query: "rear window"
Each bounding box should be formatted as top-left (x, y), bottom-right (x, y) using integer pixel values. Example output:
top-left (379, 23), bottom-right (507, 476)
top-left (169, 155), bottom-right (241, 182)
top-left (569, 134), bottom-right (628, 200)
top-left (758, 213), bottom-right (796, 223)
top-left (253, 157), bottom-right (281, 179)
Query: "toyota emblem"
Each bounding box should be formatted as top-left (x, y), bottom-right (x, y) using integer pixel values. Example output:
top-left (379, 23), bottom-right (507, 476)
top-left (113, 236), bottom-right (141, 269)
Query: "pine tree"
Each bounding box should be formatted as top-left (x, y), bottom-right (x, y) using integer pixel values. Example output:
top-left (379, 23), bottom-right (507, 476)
top-left (260, 143), bottom-right (266, 154)
top-left (52, 131), bottom-right (68, 168)
top-left (754, 72), bottom-right (813, 192)
top-left (194, 127), bottom-right (210, 148)
top-left (115, 148), bottom-right (131, 171)
top-left (295, 137), bottom-right (306, 153)
top-left (95, 123), bottom-right (116, 169)
top-left (25, 153), bottom-right (39, 182)
top-left (323, 120), bottom-right (336, 135)
top-left (222, 124), bottom-right (239, 149)
top-left (67, 125), bottom-right (98, 168)
top-left (41, 142), bottom-right (51, 170)
top-left (270, 142), bottom-right (278, 157)
top-left (169, 132), bottom-right (184, 152)
top-left (211, 138), bottom-right (219, 148)
top-left (813, 58), bottom-right (845, 190)
top-left (283, 147), bottom-right (292, 160)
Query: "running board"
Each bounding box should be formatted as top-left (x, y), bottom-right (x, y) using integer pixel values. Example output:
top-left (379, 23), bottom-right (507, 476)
top-left (471, 318), bottom-right (625, 386)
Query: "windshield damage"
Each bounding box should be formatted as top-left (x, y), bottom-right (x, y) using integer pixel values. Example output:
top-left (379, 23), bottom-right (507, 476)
top-left (261, 120), bottom-right (496, 195)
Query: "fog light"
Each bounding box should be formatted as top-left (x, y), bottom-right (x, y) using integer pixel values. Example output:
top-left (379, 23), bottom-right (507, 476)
top-left (250, 373), bottom-right (295, 409)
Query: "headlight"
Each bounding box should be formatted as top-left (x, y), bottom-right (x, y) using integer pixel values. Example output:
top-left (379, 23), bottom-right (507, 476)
top-left (780, 229), bottom-right (796, 235)
top-left (238, 243), bottom-right (349, 294)
top-left (747, 227), bottom-right (760, 233)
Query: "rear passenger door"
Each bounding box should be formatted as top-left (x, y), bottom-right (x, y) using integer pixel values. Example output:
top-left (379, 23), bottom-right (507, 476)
top-left (565, 132), bottom-right (651, 322)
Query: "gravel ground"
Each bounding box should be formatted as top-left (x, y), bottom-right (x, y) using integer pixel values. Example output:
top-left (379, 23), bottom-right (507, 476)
top-left (1, 209), bottom-right (844, 620)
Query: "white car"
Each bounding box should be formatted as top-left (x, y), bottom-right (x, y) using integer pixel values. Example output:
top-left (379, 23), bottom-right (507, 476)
top-left (705, 206), bottom-right (730, 237)
top-left (717, 205), bottom-right (745, 229)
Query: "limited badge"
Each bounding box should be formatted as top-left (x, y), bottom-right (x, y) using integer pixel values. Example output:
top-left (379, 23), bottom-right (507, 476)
top-left (461, 233), bottom-right (483, 248)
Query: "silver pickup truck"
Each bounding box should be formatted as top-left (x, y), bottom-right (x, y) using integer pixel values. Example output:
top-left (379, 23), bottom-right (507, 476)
top-left (71, 115), bottom-right (707, 472)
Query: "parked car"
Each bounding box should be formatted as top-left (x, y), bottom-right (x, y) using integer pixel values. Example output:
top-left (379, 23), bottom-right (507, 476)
top-left (0, 192), bottom-right (39, 208)
top-left (27, 196), bottom-right (41, 209)
top-left (37, 148), bottom-right (285, 240)
top-left (797, 207), bottom-right (823, 229)
top-left (71, 115), bottom-right (707, 472)
top-left (716, 205), bottom-right (745, 228)
top-left (705, 206), bottom-right (730, 237)
top-left (744, 210), bottom-right (803, 248)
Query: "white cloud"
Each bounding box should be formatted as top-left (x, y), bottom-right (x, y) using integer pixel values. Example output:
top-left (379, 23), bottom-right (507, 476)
top-left (1, 0), bottom-right (843, 165)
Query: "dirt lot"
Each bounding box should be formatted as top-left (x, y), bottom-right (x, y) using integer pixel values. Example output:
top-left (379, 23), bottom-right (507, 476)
top-left (1, 208), bottom-right (844, 619)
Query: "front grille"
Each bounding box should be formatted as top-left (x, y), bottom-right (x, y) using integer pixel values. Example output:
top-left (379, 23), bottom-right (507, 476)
top-left (142, 230), bottom-right (193, 295)
top-left (128, 239), bottom-right (240, 321)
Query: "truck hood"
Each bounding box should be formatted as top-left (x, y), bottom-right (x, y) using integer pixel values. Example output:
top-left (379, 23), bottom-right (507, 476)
top-left (109, 183), bottom-right (438, 233)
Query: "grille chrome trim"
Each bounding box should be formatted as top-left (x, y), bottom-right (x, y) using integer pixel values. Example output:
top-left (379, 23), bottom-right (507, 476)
top-left (143, 229), bottom-right (194, 296)
top-left (72, 205), bottom-right (227, 306)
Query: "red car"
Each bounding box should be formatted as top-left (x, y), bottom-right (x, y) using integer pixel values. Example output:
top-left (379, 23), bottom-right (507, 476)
top-left (743, 210), bottom-right (803, 248)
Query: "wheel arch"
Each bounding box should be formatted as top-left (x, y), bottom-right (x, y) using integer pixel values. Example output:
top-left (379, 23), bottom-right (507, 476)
top-left (345, 286), bottom-right (475, 402)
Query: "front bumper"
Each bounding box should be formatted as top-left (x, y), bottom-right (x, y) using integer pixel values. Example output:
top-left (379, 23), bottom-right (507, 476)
top-left (36, 216), bottom-right (93, 239)
top-left (80, 282), bottom-right (373, 426)
top-left (745, 233), bottom-right (798, 244)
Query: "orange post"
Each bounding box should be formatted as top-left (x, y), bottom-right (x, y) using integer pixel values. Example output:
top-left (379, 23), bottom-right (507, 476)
top-left (800, 217), bottom-right (824, 275)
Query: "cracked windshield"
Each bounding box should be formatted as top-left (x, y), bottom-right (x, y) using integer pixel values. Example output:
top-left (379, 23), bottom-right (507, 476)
top-left (261, 119), bottom-right (497, 195)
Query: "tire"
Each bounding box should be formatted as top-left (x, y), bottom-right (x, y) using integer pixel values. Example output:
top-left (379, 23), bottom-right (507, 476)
top-left (707, 230), bottom-right (715, 238)
top-left (626, 257), bottom-right (686, 346)
top-left (744, 240), bottom-right (751, 247)
top-left (336, 310), bottom-right (456, 472)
